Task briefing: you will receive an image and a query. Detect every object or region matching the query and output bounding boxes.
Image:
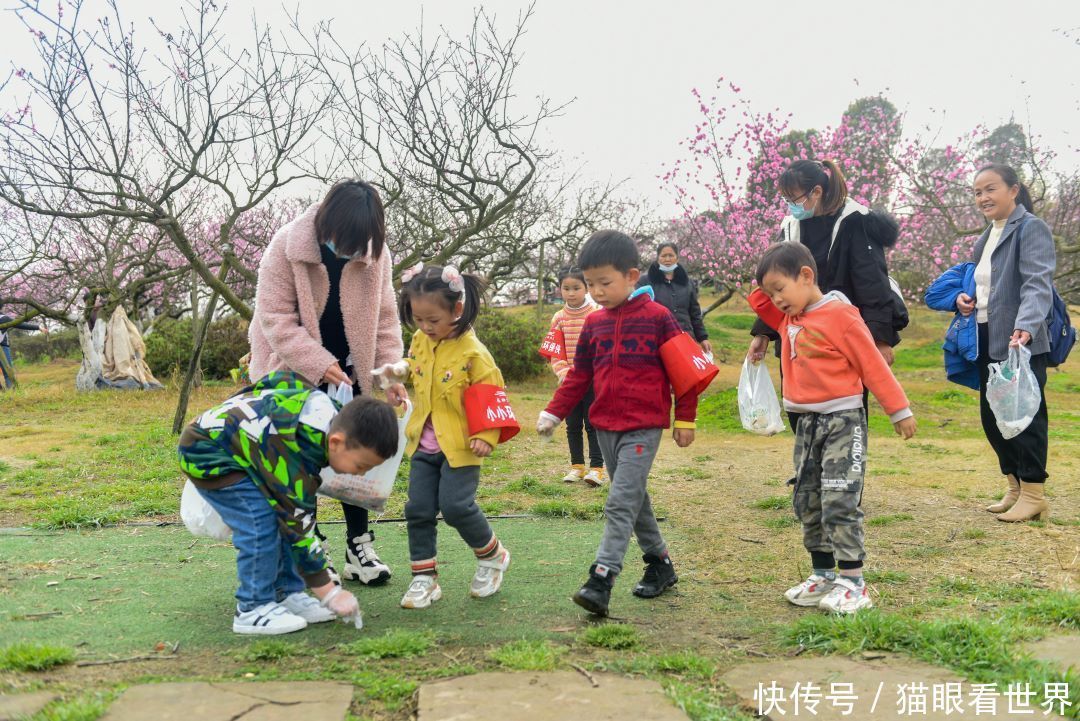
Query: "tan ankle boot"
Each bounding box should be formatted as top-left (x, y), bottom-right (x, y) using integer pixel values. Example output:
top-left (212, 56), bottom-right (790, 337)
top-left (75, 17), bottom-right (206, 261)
top-left (997, 481), bottom-right (1049, 523)
top-left (986, 474), bottom-right (1021, 513)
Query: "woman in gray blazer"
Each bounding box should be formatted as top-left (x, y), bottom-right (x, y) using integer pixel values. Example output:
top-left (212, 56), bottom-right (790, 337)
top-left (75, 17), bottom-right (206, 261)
top-left (955, 164), bottom-right (1055, 522)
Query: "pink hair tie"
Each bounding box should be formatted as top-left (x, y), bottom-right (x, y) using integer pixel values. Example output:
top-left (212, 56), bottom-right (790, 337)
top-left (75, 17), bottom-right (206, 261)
top-left (401, 262), bottom-right (424, 284)
top-left (442, 266), bottom-right (465, 294)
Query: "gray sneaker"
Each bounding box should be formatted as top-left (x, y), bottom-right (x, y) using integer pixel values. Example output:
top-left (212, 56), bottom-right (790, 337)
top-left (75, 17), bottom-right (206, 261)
top-left (470, 548), bottom-right (510, 598)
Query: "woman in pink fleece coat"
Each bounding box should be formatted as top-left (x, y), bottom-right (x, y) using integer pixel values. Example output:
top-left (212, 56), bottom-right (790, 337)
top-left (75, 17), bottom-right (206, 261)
top-left (249, 179), bottom-right (405, 587)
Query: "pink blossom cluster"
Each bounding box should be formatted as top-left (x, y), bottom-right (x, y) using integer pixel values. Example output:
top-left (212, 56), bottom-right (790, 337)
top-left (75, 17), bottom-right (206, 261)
top-left (660, 80), bottom-right (1062, 300)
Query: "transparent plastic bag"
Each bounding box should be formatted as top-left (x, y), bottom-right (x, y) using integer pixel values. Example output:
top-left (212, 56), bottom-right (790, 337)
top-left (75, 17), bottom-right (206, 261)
top-left (738, 358), bottom-right (785, 436)
top-left (986, 345), bottom-right (1041, 440)
top-left (318, 400), bottom-right (413, 514)
top-left (180, 479), bottom-right (232, 541)
top-left (331, 382), bottom-right (354, 405)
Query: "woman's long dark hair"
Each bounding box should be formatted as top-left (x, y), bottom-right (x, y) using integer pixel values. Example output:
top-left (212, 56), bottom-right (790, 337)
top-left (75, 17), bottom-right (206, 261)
top-left (779, 160), bottom-right (849, 216)
top-left (315, 179), bottom-right (386, 259)
top-left (975, 164), bottom-right (1035, 213)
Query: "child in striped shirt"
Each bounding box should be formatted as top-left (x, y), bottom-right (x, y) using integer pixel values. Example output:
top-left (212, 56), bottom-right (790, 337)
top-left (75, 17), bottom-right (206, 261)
top-left (548, 266), bottom-right (604, 486)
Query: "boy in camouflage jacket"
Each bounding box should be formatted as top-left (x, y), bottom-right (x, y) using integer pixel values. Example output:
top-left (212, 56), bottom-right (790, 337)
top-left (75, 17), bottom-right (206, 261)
top-left (179, 371), bottom-right (399, 635)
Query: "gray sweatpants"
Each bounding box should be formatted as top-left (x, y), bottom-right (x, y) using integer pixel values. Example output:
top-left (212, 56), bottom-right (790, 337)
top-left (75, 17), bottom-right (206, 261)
top-left (594, 428), bottom-right (667, 576)
top-left (405, 451), bottom-right (494, 561)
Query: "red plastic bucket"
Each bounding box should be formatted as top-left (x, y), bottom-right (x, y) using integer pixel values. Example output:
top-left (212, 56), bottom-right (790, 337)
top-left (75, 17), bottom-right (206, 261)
top-left (659, 332), bottom-right (719, 398)
top-left (464, 384), bottom-right (521, 443)
top-left (538, 327), bottom-right (567, 360)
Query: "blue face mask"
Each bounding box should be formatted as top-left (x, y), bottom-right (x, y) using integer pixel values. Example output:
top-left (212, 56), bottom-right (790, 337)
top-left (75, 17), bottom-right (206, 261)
top-left (658, 262), bottom-right (678, 273)
top-left (786, 200), bottom-right (815, 221)
top-left (325, 240), bottom-right (357, 260)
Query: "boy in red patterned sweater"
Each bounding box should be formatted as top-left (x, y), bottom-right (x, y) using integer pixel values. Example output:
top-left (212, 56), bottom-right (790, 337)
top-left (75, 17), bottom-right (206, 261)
top-left (537, 230), bottom-right (698, 616)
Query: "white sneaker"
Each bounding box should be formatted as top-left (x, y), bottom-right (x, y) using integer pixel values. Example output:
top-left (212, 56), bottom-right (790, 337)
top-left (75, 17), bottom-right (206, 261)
top-left (470, 547), bottom-right (510, 598)
top-left (583, 468), bottom-right (605, 487)
top-left (343, 532), bottom-right (391, 585)
top-left (281, 592), bottom-right (336, 624)
top-left (818, 577), bottom-right (873, 614)
top-left (562, 467), bottom-right (585, 483)
top-left (232, 602), bottom-right (308, 635)
top-left (401, 574), bottom-right (442, 609)
top-left (784, 574), bottom-right (836, 607)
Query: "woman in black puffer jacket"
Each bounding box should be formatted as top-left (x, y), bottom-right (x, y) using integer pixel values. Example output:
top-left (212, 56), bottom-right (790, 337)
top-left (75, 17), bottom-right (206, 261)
top-left (639, 242), bottom-right (712, 356)
top-left (747, 159), bottom-right (909, 431)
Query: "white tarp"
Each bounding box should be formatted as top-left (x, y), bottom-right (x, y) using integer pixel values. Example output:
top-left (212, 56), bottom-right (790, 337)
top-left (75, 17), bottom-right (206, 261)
top-left (77, 307), bottom-right (163, 391)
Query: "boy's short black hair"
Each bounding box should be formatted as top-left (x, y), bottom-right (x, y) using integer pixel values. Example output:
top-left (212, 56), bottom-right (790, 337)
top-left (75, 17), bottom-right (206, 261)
top-left (577, 230), bottom-right (639, 273)
top-left (330, 396), bottom-right (399, 460)
top-left (755, 243), bottom-right (818, 286)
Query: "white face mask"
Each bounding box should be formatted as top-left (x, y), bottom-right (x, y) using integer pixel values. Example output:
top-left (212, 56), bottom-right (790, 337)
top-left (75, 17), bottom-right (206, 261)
top-left (658, 262), bottom-right (678, 273)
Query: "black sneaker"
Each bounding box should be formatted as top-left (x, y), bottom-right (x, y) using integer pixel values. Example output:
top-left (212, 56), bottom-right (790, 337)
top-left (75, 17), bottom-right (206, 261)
top-left (572, 563), bottom-right (615, 616)
top-left (632, 552), bottom-right (678, 598)
top-left (343, 531), bottom-right (392, 586)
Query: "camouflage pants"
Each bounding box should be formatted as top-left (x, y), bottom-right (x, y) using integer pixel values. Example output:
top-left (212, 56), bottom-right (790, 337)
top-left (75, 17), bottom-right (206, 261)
top-left (792, 408), bottom-right (867, 564)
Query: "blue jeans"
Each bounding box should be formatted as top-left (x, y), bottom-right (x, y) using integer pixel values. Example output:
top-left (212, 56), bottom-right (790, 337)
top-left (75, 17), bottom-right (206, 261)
top-left (196, 479), bottom-right (305, 611)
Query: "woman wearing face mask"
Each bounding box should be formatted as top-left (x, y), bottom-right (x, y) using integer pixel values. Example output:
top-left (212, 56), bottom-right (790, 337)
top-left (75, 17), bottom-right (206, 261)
top-left (249, 179), bottom-right (408, 587)
top-left (639, 242), bottom-right (712, 357)
top-left (747, 160), bottom-right (907, 431)
top-left (955, 164), bottom-right (1055, 523)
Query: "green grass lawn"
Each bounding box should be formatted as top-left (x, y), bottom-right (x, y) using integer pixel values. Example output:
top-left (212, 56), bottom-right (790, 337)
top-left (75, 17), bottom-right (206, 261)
top-left (0, 521), bottom-right (685, 655)
top-left (0, 303), bottom-right (1078, 720)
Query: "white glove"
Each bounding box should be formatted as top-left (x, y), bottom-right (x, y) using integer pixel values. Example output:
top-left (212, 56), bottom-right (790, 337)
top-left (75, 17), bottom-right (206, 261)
top-left (537, 410), bottom-right (561, 440)
top-left (371, 360), bottom-right (410, 390)
top-left (320, 585), bottom-right (360, 620)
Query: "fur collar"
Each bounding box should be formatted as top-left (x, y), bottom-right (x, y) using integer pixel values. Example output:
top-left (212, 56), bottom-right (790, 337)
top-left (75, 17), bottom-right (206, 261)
top-left (646, 262), bottom-right (690, 286)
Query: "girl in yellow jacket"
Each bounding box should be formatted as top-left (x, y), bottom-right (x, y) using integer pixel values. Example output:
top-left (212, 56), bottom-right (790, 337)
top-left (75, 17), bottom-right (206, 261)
top-left (376, 264), bottom-right (510, 609)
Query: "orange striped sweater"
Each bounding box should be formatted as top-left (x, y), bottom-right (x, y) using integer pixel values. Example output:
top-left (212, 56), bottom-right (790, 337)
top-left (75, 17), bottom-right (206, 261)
top-left (549, 301), bottom-right (599, 381)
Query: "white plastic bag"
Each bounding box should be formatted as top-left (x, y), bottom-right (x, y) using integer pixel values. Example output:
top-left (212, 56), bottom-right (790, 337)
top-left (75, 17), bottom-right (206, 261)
top-left (331, 382), bottom-right (354, 405)
top-left (180, 479), bottom-right (232, 541)
top-left (986, 345), bottom-right (1041, 439)
top-left (318, 400), bottom-right (413, 514)
top-left (738, 358), bottom-right (785, 436)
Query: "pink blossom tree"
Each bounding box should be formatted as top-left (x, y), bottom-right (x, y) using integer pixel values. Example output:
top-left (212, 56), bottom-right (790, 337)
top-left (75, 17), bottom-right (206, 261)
top-left (661, 80), bottom-right (1079, 303)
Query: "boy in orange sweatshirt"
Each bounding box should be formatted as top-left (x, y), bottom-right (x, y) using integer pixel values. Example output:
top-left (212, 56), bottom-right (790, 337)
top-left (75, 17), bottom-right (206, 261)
top-left (748, 242), bottom-right (916, 614)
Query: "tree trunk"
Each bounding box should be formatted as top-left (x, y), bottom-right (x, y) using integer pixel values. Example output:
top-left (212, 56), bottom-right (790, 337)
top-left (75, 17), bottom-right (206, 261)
top-left (172, 291), bottom-right (220, 434)
top-left (75, 319), bottom-right (107, 392)
top-left (189, 270), bottom-right (203, 388)
top-left (701, 283), bottom-right (736, 316)
top-left (535, 240), bottom-right (546, 317)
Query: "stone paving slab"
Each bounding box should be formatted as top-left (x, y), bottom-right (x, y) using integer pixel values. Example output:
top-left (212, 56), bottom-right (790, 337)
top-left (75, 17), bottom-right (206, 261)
top-left (0, 691), bottom-right (58, 721)
top-left (721, 653), bottom-right (1069, 720)
top-left (1026, 634), bottom-right (1080, 672)
top-left (101, 681), bottom-right (353, 721)
top-left (417, 671), bottom-right (689, 721)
